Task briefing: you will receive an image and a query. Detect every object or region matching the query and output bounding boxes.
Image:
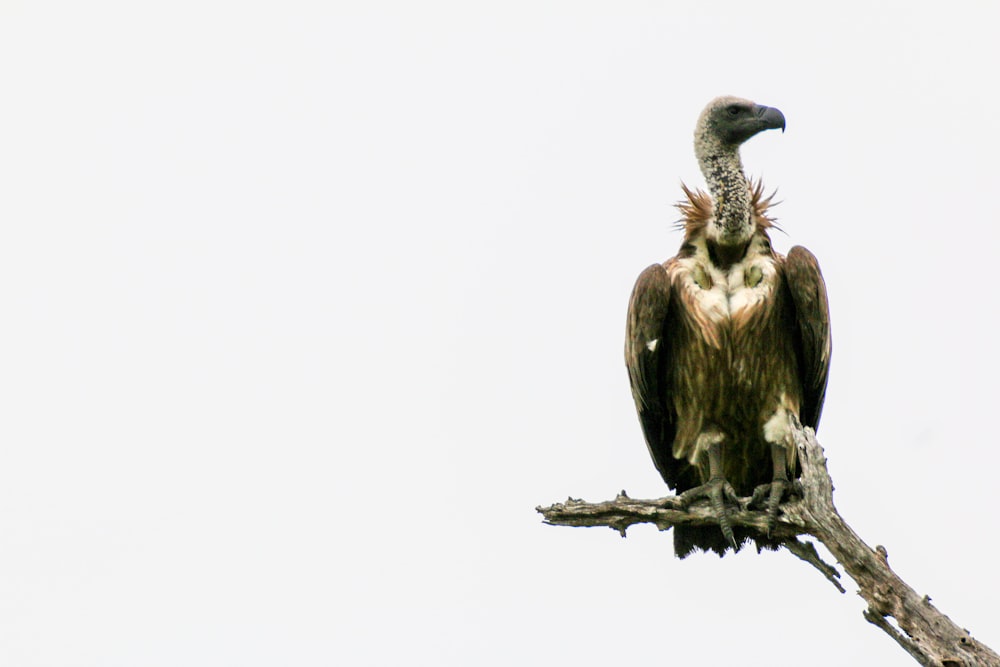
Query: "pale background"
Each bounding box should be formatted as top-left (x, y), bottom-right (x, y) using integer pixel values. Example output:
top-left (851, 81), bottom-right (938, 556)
top-left (1, 2), bottom-right (997, 665)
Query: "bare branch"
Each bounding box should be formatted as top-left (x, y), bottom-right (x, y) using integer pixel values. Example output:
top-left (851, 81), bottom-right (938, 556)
top-left (537, 428), bottom-right (999, 667)
top-left (537, 490), bottom-right (801, 539)
top-left (783, 537), bottom-right (845, 593)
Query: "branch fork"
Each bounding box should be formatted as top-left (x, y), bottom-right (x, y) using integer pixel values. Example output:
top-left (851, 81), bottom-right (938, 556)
top-left (537, 427), bottom-right (997, 667)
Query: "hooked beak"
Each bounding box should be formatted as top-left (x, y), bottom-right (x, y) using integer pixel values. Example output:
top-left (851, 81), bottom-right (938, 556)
top-left (753, 104), bottom-right (786, 133)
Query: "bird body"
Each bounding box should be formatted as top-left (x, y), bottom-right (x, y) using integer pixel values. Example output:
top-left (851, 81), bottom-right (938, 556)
top-left (626, 97), bottom-right (831, 557)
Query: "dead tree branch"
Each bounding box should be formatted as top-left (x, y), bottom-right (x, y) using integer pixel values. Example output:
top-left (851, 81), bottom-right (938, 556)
top-left (537, 427), bottom-right (998, 667)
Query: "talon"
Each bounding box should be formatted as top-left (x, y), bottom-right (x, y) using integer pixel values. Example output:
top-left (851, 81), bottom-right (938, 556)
top-left (749, 477), bottom-right (802, 537)
top-left (766, 479), bottom-right (785, 537)
top-left (677, 476), bottom-right (741, 550)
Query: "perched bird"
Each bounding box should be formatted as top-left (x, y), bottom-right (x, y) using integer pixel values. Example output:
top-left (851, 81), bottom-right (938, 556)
top-left (625, 96), bottom-right (831, 557)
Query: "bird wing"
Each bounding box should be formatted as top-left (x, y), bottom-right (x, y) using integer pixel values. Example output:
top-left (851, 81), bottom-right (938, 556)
top-left (625, 263), bottom-right (684, 489)
top-left (783, 245), bottom-right (832, 430)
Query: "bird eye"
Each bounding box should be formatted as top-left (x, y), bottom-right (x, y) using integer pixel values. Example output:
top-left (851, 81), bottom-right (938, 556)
top-left (727, 105), bottom-right (742, 117)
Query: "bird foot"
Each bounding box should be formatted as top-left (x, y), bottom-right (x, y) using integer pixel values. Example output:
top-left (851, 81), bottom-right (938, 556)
top-left (676, 477), bottom-right (741, 550)
top-left (748, 478), bottom-right (803, 536)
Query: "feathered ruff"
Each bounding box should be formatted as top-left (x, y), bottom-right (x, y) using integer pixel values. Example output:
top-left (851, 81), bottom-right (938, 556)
top-left (673, 177), bottom-right (781, 235)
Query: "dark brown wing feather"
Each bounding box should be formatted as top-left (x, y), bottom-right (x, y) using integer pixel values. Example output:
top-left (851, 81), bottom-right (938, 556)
top-left (783, 246), bottom-right (832, 429)
top-left (625, 263), bottom-right (685, 489)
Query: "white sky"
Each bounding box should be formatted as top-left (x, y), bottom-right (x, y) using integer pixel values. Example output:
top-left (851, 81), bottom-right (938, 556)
top-left (1, 2), bottom-right (998, 665)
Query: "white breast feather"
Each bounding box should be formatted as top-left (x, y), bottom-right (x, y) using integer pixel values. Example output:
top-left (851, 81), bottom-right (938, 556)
top-left (728, 260), bottom-right (777, 317)
top-left (675, 256), bottom-right (728, 323)
top-left (676, 259), bottom-right (775, 319)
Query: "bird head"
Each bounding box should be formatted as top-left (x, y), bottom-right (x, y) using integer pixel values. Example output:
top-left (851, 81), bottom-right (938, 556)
top-left (694, 96), bottom-right (785, 159)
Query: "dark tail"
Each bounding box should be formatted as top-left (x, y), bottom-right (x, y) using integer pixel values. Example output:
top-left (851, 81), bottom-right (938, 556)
top-left (673, 526), bottom-right (783, 559)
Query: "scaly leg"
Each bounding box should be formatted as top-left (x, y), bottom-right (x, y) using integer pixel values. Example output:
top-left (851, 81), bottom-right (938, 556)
top-left (749, 443), bottom-right (803, 536)
top-left (676, 440), bottom-right (741, 550)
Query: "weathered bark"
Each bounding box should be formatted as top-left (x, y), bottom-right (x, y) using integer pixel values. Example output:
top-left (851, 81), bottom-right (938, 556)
top-left (537, 426), bottom-right (998, 667)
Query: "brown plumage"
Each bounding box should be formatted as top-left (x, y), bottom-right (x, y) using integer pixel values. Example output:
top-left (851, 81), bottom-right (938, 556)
top-left (625, 97), bottom-right (831, 557)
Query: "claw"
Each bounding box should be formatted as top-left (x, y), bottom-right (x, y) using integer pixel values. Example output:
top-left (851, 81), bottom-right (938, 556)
top-left (678, 476), bottom-right (741, 550)
top-left (713, 481), bottom-right (739, 550)
top-left (750, 478), bottom-right (803, 537)
top-left (765, 479), bottom-right (784, 537)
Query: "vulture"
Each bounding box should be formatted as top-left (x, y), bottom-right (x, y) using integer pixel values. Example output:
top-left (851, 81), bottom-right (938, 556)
top-left (625, 96), bottom-right (832, 557)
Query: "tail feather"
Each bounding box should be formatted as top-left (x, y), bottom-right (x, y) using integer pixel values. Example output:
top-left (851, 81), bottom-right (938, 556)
top-left (673, 526), bottom-right (783, 559)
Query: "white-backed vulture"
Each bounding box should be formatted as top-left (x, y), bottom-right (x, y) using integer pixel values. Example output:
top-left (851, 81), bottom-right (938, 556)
top-left (625, 96), bottom-right (832, 557)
